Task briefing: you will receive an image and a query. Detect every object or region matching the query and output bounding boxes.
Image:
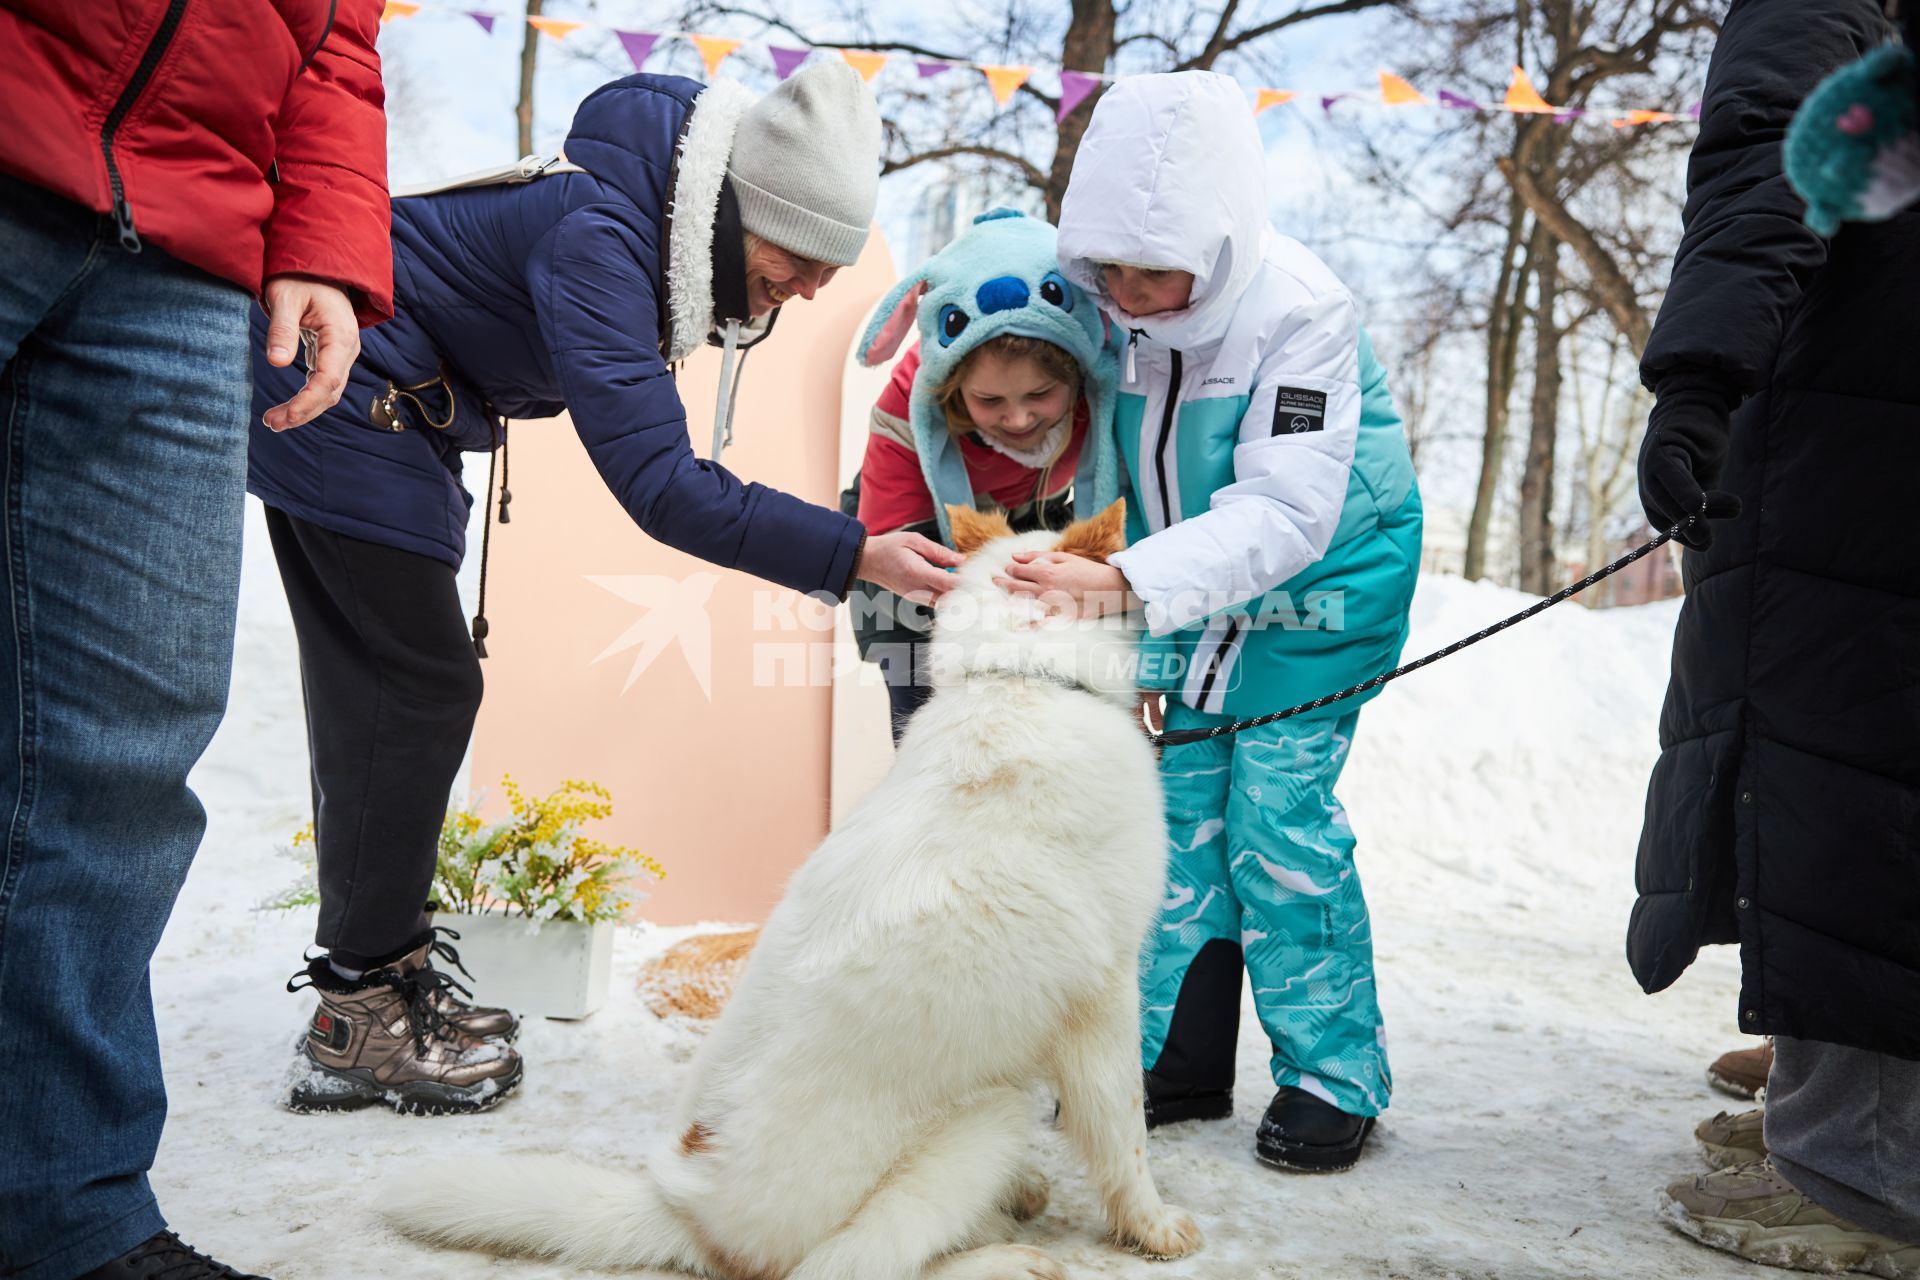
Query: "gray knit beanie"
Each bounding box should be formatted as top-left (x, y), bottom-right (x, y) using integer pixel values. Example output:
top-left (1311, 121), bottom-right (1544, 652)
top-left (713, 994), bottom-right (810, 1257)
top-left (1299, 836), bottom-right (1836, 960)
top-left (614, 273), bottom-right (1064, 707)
top-left (726, 60), bottom-right (882, 267)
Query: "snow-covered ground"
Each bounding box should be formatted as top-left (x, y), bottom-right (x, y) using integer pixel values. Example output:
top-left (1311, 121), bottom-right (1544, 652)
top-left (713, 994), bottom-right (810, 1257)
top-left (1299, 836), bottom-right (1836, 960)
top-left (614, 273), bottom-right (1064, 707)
top-left (148, 504), bottom-right (1757, 1279)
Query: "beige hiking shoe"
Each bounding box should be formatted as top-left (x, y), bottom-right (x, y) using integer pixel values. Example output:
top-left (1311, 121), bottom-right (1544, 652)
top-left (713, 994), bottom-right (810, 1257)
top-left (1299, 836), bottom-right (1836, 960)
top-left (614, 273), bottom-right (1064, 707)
top-left (1660, 1161), bottom-right (1920, 1278)
top-left (1695, 1108), bottom-right (1768, 1170)
top-left (285, 957), bottom-right (523, 1116)
top-left (1708, 1038), bottom-right (1774, 1099)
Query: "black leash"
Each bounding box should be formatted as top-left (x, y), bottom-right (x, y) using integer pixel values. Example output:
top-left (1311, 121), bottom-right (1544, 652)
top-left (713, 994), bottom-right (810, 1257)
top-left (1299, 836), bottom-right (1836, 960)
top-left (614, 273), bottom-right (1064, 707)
top-left (1148, 503), bottom-right (1704, 750)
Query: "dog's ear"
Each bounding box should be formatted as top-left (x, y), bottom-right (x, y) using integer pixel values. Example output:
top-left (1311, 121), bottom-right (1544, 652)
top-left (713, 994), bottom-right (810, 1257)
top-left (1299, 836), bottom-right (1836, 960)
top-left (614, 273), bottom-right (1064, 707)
top-left (1052, 499), bottom-right (1127, 563)
top-left (946, 504), bottom-right (1015, 556)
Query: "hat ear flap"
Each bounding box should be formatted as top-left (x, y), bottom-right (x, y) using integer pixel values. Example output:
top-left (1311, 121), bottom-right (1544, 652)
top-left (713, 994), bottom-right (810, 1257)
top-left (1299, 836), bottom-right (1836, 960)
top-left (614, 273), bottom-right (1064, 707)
top-left (859, 278), bottom-right (930, 366)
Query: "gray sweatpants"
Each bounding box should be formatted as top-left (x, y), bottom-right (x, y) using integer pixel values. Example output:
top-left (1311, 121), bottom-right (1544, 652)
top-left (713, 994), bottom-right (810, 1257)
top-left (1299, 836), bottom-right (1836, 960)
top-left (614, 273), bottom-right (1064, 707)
top-left (1767, 1036), bottom-right (1920, 1243)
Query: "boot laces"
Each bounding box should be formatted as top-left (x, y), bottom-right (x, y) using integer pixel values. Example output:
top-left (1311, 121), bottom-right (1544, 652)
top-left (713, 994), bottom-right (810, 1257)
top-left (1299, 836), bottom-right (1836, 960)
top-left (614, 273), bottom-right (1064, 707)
top-left (124, 1231), bottom-right (255, 1279)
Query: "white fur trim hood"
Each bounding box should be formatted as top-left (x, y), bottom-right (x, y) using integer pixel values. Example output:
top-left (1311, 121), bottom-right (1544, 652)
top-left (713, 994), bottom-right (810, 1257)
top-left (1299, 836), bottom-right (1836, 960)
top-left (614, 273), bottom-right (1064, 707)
top-left (663, 79), bottom-right (756, 363)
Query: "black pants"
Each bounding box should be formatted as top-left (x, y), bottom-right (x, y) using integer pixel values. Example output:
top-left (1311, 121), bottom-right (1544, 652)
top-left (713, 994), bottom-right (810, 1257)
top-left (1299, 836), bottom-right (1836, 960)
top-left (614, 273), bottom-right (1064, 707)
top-left (265, 508), bottom-right (483, 968)
top-left (877, 642), bottom-right (934, 745)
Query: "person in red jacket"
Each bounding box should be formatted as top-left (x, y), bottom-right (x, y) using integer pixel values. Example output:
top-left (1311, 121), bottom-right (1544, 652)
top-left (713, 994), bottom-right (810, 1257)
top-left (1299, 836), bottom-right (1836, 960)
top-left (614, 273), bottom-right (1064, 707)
top-left (0, 4), bottom-right (390, 1278)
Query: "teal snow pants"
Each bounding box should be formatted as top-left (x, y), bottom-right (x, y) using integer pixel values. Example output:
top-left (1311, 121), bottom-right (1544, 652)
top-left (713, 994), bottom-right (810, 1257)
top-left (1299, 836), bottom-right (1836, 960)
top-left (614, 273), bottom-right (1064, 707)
top-left (1139, 704), bottom-right (1390, 1116)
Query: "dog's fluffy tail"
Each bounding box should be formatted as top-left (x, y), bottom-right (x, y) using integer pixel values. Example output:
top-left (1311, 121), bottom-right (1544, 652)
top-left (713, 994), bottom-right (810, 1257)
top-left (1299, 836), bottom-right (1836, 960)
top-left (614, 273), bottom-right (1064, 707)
top-left (381, 1155), bottom-right (704, 1271)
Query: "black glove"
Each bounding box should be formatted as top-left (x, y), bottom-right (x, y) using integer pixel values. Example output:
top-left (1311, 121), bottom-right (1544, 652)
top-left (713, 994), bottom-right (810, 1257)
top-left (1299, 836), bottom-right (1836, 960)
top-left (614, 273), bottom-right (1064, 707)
top-left (1638, 370), bottom-right (1744, 550)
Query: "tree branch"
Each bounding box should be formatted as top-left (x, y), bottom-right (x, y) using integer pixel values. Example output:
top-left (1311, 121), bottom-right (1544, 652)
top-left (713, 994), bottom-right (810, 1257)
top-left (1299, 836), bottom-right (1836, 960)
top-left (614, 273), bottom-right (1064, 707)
top-left (881, 144), bottom-right (1050, 192)
top-left (1174, 0), bottom-right (1402, 71)
top-left (1496, 153), bottom-right (1650, 351)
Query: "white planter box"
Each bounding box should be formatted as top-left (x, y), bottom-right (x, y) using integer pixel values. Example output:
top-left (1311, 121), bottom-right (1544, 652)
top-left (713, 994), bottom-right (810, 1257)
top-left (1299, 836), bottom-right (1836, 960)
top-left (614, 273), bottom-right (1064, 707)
top-left (440, 912), bottom-right (614, 1021)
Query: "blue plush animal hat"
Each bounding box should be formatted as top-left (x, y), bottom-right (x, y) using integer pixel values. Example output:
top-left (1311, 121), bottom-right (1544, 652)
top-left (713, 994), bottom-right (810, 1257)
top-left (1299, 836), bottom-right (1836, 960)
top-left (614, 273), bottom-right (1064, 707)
top-left (1786, 43), bottom-right (1920, 236)
top-left (857, 208), bottom-right (1119, 546)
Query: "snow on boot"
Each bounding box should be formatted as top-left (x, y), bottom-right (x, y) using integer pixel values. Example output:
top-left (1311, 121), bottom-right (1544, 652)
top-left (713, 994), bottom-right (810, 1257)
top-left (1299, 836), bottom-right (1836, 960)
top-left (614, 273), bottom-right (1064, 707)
top-left (75, 1229), bottom-right (270, 1278)
top-left (1660, 1161), bottom-right (1920, 1278)
top-left (1695, 1108), bottom-right (1768, 1170)
top-left (1254, 1085), bottom-right (1376, 1173)
top-left (1708, 1038), bottom-right (1773, 1100)
top-left (285, 957), bottom-right (522, 1116)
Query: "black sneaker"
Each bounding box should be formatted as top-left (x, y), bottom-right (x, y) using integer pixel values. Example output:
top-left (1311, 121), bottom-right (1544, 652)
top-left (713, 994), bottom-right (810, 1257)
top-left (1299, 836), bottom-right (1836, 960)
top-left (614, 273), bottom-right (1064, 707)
top-left (77, 1231), bottom-right (269, 1278)
top-left (1144, 1069), bottom-right (1234, 1129)
top-left (1254, 1086), bottom-right (1376, 1172)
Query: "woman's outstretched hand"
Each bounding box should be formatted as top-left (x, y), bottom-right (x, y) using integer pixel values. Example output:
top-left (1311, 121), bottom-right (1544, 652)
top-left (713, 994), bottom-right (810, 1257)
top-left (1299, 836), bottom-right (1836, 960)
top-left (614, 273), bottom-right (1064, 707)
top-left (857, 530), bottom-right (965, 600)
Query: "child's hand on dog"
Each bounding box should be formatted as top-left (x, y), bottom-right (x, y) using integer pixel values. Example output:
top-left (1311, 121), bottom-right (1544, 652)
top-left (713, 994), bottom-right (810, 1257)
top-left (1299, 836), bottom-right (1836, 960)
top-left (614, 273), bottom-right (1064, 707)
top-left (996, 551), bottom-right (1138, 619)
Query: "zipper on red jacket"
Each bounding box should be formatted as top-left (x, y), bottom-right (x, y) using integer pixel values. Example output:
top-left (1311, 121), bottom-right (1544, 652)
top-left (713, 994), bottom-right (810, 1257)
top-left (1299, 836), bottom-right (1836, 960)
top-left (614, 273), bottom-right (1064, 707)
top-left (1152, 349), bottom-right (1183, 529)
top-left (100, 0), bottom-right (191, 253)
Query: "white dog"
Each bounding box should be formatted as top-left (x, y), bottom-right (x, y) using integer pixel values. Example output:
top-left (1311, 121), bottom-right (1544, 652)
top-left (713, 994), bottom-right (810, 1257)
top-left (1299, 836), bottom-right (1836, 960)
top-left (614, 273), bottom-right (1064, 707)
top-left (384, 500), bottom-right (1201, 1280)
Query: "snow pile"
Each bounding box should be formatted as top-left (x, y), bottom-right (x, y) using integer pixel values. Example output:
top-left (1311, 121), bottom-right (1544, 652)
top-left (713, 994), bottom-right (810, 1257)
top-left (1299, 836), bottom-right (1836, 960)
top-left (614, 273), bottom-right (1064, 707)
top-left (145, 503), bottom-right (1754, 1278)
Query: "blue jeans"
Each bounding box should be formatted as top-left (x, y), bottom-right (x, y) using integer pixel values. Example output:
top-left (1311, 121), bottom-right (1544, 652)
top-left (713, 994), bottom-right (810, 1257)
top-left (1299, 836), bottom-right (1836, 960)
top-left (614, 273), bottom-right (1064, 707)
top-left (0, 175), bottom-right (250, 1279)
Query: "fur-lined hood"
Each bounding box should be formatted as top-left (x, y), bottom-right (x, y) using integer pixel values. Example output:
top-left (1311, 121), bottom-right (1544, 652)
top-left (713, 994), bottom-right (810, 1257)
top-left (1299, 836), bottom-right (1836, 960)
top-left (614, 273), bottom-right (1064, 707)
top-left (566, 77), bottom-right (757, 363)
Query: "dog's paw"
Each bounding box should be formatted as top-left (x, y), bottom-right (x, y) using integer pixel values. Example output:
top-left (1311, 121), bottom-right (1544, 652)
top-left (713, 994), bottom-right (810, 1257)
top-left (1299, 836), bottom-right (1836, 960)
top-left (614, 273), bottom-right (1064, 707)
top-left (931, 1244), bottom-right (1067, 1280)
top-left (1115, 1204), bottom-right (1203, 1260)
top-left (1005, 1166), bottom-right (1050, 1221)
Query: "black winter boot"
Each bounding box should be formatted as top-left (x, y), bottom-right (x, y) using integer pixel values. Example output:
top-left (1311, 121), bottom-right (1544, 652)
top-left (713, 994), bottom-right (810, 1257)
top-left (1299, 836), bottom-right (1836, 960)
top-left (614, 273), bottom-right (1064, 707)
top-left (1254, 1086), bottom-right (1376, 1172)
top-left (1144, 1069), bottom-right (1233, 1129)
top-left (77, 1231), bottom-right (269, 1278)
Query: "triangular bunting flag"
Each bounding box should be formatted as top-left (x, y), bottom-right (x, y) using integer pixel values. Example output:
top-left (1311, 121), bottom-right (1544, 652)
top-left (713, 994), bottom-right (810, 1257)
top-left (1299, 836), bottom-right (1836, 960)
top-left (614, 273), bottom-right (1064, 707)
top-left (769, 46), bottom-right (810, 80)
top-left (1320, 93), bottom-right (1352, 115)
top-left (1612, 109), bottom-right (1676, 128)
top-left (841, 50), bottom-right (889, 82)
top-left (1254, 88), bottom-right (1297, 114)
top-left (1379, 72), bottom-right (1427, 106)
top-left (1438, 89), bottom-right (1483, 110)
top-left (526, 16), bottom-right (582, 41)
top-left (689, 34), bottom-right (741, 78)
top-left (1058, 70), bottom-right (1100, 121)
top-left (1503, 65), bottom-right (1555, 114)
top-left (380, 1), bottom-right (420, 20)
top-left (1687, 101), bottom-right (1703, 119)
top-left (916, 60), bottom-right (953, 78)
top-left (981, 64), bottom-right (1032, 106)
top-left (465, 10), bottom-right (496, 34)
top-left (1554, 109), bottom-right (1587, 123)
top-left (615, 30), bottom-right (658, 71)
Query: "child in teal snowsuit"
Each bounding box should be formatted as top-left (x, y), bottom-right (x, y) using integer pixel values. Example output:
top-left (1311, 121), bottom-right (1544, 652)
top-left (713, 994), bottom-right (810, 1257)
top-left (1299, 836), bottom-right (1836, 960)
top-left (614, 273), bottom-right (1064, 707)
top-left (1008, 70), bottom-right (1422, 1172)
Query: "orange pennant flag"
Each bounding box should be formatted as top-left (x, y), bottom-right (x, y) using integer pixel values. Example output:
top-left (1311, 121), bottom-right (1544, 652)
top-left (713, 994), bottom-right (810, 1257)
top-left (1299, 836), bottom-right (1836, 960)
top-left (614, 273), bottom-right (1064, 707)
top-left (1379, 72), bottom-right (1427, 106)
top-left (525, 15), bottom-right (582, 41)
top-left (1504, 65), bottom-right (1555, 114)
top-left (380, 1), bottom-right (421, 20)
top-left (1611, 109), bottom-right (1676, 128)
top-left (980, 64), bottom-right (1032, 106)
top-left (689, 34), bottom-right (741, 78)
top-left (840, 49), bottom-right (889, 82)
top-left (1254, 88), bottom-right (1298, 114)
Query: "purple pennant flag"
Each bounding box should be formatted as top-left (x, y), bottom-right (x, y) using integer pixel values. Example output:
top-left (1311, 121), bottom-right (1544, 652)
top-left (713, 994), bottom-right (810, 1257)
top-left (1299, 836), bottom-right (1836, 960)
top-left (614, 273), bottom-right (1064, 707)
top-left (916, 60), bottom-right (952, 78)
top-left (1320, 94), bottom-right (1349, 115)
top-left (466, 10), bottom-right (496, 33)
top-left (1553, 107), bottom-right (1587, 123)
top-left (1437, 89), bottom-right (1482, 111)
top-left (1687, 101), bottom-right (1702, 119)
top-left (1057, 70), bottom-right (1099, 122)
top-left (615, 30), bottom-right (658, 71)
top-left (769, 46), bottom-right (810, 80)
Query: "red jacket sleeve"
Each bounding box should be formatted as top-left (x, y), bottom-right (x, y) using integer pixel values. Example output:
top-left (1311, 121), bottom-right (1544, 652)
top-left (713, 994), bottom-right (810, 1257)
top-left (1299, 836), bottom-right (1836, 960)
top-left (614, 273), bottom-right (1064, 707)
top-left (262, 0), bottom-right (393, 325)
top-left (859, 345), bottom-right (937, 532)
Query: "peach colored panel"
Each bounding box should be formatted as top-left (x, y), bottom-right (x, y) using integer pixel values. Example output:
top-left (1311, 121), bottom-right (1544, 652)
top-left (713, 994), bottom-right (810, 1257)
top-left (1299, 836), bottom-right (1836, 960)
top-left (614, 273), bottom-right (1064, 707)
top-left (470, 229), bottom-right (895, 925)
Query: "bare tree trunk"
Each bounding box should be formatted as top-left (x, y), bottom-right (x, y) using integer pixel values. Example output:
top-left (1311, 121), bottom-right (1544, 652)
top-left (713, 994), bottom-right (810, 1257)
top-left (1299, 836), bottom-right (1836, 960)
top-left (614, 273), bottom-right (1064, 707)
top-left (1465, 192), bottom-right (1536, 581)
top-left (1041, 0), bottom-right (1119, 219)
top-left (1518, 236), bottom-right (1562, 595)
top-left (517, 0), bottom-right (543, 159)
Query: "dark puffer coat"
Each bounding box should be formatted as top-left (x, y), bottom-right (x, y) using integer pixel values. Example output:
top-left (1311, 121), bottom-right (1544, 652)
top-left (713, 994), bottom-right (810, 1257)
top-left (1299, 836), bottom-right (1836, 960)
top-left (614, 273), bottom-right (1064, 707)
top-left (1630, 0), bottom-right (1919, 1060)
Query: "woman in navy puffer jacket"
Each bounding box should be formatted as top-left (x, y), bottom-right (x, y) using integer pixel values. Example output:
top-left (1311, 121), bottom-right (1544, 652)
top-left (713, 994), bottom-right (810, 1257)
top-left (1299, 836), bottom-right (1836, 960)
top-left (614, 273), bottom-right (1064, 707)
top-left (253, 62), bottom-right (962, 1116)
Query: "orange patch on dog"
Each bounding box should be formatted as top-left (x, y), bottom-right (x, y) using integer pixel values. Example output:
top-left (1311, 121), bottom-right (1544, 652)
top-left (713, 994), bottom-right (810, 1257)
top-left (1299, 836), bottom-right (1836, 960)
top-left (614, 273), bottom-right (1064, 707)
top-left (945, 504), bottom-right (1016, 555)
top-left (1052, 498), bottom-right (1127, 563)
top-left (681, 1121), bottom-right (715, 1155)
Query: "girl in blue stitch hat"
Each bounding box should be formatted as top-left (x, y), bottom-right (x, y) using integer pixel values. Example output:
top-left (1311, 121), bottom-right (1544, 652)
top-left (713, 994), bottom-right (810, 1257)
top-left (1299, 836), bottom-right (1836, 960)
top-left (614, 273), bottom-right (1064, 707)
top-left (841, 208), bottom-right (1121, 742)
